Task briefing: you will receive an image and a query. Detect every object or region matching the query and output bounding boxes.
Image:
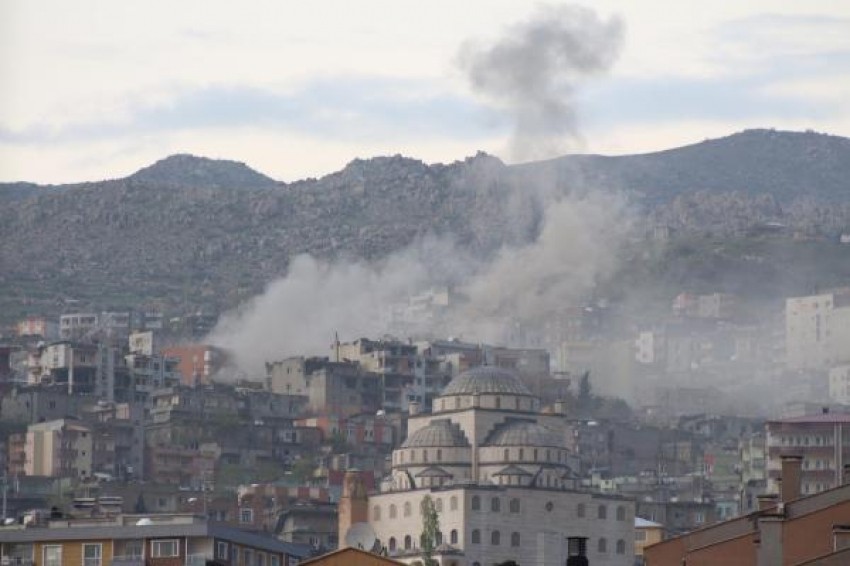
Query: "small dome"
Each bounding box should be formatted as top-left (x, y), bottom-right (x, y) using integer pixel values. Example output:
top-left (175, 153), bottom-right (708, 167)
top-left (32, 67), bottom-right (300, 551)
top-left (484, 420), bottom-right (562, 448)
top-left (402, 419), bottom-right (469, 448)
top-left (441, 366), bottom-right (532, 397)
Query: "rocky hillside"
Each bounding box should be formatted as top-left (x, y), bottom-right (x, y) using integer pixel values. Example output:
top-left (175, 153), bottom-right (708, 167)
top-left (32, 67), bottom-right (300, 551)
top-left (1, 129), bottom-right (848, 323)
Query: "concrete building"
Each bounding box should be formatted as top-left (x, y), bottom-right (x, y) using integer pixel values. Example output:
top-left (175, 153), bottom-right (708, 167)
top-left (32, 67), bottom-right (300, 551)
top-left (24, 419), bottom-right (93, 478)
top-left (162, 344), bottom-right (227, 386)
top-left (365, 366), bottom-right (634, 565)
top-left (827, 364), bottom-right (850, 405)
top-left (765, 411), bottom-right (850, 496)
top-left (634, 517), bottom-right (663, 563)
top-left (786, 291), bottom-right (850, 370)
top-left (15, 316), bottom-right (58, 340)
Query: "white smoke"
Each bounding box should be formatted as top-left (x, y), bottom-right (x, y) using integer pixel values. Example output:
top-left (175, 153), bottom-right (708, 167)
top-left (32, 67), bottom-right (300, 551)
top-left (210, 193), bottom-right (630, 374)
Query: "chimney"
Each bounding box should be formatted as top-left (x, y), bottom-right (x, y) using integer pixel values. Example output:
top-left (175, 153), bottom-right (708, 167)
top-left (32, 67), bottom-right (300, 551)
top-left (757, 494), bottom-right (779, 512)
top-left (338, 469), bottom-right (368, 547)
top-left (780, 455), bottom-right (803, 502)
top-left (408, 400), bottom-right (421, 416)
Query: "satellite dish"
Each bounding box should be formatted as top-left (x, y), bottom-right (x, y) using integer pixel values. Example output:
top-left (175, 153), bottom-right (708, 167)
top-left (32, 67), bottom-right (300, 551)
top-left (344, 522), bottom-right (378, 550)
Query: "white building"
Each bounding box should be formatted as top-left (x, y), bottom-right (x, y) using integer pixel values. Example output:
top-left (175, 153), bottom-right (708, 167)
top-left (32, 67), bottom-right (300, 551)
top-left (367, 366), bottom-right (634, 565)
top-left (828, 365), bottom-right (850, 405)
top-left (786, 291), bottom-right (850, 370)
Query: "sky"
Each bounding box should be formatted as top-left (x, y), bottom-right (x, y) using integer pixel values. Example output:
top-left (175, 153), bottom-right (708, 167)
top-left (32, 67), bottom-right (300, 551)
top-left (1, 0), bottom-right (849, 184)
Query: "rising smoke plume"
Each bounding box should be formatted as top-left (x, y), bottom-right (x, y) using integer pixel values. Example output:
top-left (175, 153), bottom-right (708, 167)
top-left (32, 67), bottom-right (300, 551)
top-left (458, 4), bottom-right (624, 161)
top-left (209, 4), bottom-right (632, 375)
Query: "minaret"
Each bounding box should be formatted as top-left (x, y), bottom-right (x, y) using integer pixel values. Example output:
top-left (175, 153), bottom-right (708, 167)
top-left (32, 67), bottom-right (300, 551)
top-left (338, 469), bottom-right (368, 547)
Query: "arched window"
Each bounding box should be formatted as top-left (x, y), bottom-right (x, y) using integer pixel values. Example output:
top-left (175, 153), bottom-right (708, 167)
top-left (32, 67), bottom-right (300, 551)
top-left (471, 529), bottom-right (481, 544)
top-left (437, 449), bottom-right (442, 462)
top-left (411, 450), bottom-right (416, 462)
top-left (450, 496), bottom-right (458, 511)
top-left (435, 498), bottom-right (443, 512)
top-left (436, 531), bottom-right (443, 545)
top-left (509, 498), bottom-right (520, 513)
top-left (616, 539), bottom-right (626, 554)
top-left (515, 397), bottom-right (520, 410)
top-left (617, 505), bottom-right (626, 521)
top-left (546, 449), bottom-right (551, 460)
top-left (403, 502), bottom-right (412, 517)
top-left (598, 538), bottom-right (607, 553)
top-left (495, 396), bottom-right (501, 409)
top-left (504, 448), bottom-right (509, 461)
top-left (519, 448), bottom-right (524, 460)
top-left (400, 451), bottom-right (404, 463)
top-left (450, 529), bottom-right (458, 544)
top-left (423, 449), bottom-right (428, 462)
top-left (471, 495), bottom-right (480, 511)
top-left (491, 497), bottom-right (500, 512)
top-left (511, 532), bottom-right (521, 547)
top-left (598, 504), bottom-right (607, 519)
top-left (404, 535), bottom-right (412, 550)
top-left (372, 505), bottom-right (381, 521)
top-left (577, 503), bottom-right (585, 518)
top-left (389, 504), bottom-right (397, 519)
top-left (534, 448), bottom-right (538, 461)
top-left (388, 537), bottom-right (396, 551)
top-left (455, 397), bottom-right (460, 409)
top-left (491, 531), bottom-right (500, 545)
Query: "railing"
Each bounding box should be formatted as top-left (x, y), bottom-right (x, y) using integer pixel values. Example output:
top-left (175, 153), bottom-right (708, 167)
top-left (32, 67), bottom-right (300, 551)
top-left (1, 558), bottom-right (34, 566)
top-left (110, 555), bottom-right (144, 566)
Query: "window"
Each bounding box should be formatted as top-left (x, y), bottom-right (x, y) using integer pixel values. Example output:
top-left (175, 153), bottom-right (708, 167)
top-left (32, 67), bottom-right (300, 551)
top-left (511, 532), bottom-right (521, 547)
top-left (504, 449), bottom-right (510, 461)
top-left (491, 531), bottom-right (500, 545)
top-left (616, 539), bottom-right (626, 554)
top-left (577, 503), bottom-right (585, 517)
top-left (83, 544), bottom-right (102, 566)
top-left (256, 554), bottom-right (266, 566)
top-left (389, 537), bottom-right (397, 551)
top-left (243, 550), bottom-right (254, 566)
top-left (44, 546), bottom-right (62, 566)
top-left (491, 497), bottom-right (500, 512)
top-left (519, 448), bottom-right (524, 460)
top-left (389, 504), bottom-right (397, 519)
top-left (436, 531), bottom-right (443, 545)
top-left (598, 505), bottom-right (607, 519)
top-left (404, 535), bottom-right (412, 550)
top-left (270, 556), bottom-right (280, 566)
top-left (151, 540), bottom-right (179, 558)
top-left (495, 397), bottom-right (501, 409)
top-left (435, 498), bottom-right (443, 512)
top-left (450, 496), bottom-right (458, 511)
top-left (450, 529), bottom-right (458, 544)
top-left (373, 505), bottom-right (381, 520)
top-left (471, 495), bottom-right (480, 511)
top-left (534, 449), bottom-right (538, 461)
top-left (240, 507), bottom-right (254, 523)
top-left (616, 505), bottom-right (626, 521)
top-left (404, 502), bottom-right (412, 517)
top-left (233, 547), bottom-right (240, 566)
top-left (598, 538), bottom-right (607, 553)
top-left (437, 449), bottom-right (442, 462)
top-left (509, 498), bottom-right (520, 513)
top-left (471, 529), bottom-right (481, 544)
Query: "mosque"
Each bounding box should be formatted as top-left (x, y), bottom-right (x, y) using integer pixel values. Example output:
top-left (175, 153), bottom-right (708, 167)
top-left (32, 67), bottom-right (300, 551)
top-left (340, 365), bottom-right (635, 566)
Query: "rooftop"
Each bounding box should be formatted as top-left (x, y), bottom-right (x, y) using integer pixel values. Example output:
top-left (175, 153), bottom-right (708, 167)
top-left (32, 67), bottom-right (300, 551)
top-left (440, 366), bottom-right (532, 397)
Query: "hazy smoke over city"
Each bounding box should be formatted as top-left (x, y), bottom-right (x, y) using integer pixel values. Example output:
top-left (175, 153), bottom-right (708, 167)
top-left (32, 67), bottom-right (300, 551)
top-left (209, 4), bottom-right (632, 375)
top-left (457, 4), bottom-right (624, 161)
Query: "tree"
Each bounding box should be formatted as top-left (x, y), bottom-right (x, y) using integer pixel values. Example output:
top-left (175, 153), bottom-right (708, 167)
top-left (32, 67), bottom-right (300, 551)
top-left (419, 495), bottom-right (440, 566)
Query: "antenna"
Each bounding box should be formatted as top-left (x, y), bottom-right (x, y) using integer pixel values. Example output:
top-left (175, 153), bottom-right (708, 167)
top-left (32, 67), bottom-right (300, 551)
top-left (344, 522), bottom-right (378, 550)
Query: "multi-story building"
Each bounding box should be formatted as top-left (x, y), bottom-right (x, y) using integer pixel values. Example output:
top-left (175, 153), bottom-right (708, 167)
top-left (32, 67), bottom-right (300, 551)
top-left (161, 345), bottom-right (227, 387)
top-left (24, 419), bottom-right (93, 479)
top-left (59, 313), bottom-right (99, 341)
top-left (644, 456), bottom-right (850, 565)
top-left (364, 366), bottom-right (634, 565)
top-left (33, 342), bottom-right (99, 394)
top-left (16, 316), bottom-right (59, 340)
top-left (786, 290), bottom-right (850, 370)
top-left (0, 513), bottom-right (310, 566)
top-left (765, 411), bottom-right (850, 496)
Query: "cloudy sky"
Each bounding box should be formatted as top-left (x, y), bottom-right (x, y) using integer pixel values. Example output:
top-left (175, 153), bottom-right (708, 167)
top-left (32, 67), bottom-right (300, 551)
top-left (1, 0), bottom-right (849, 184)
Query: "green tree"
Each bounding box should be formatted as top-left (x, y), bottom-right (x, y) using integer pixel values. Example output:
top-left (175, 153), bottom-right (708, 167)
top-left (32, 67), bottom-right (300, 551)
top-left (419, 495), bottom-right (440, 566)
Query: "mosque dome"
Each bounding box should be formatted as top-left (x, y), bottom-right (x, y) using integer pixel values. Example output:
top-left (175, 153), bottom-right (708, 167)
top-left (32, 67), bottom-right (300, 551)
top-left (401, 419), bottom-right (470, 448)
top-left (440, 366), bottom-right (532, 397)
top-left (484, 419), bottom-right (563, 448)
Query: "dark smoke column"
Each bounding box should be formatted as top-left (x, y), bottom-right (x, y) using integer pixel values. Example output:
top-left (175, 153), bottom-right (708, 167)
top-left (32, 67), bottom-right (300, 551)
top-left (458, 4), bottom-right (624, 161)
